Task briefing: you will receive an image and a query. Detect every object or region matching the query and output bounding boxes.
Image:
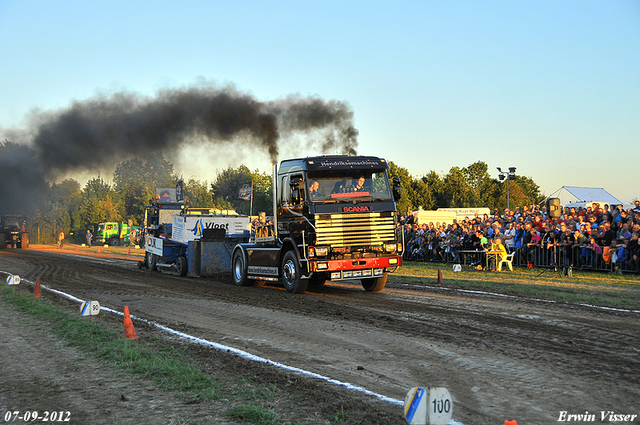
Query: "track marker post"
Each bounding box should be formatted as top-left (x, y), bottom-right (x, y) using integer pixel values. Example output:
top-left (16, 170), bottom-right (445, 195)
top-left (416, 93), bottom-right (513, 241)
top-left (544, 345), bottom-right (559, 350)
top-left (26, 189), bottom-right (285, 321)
top-left (80, 301), bottom-right (101, 316)
top-left (6, 275), bottom-right (20, 285)
top-left (404, 386), bottom-right (452, 425)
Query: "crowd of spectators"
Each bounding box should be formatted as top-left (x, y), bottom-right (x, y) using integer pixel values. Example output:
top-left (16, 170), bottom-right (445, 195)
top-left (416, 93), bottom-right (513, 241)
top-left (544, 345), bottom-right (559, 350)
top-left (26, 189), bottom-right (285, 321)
top-left (399, 200), bottom-right (640, 273)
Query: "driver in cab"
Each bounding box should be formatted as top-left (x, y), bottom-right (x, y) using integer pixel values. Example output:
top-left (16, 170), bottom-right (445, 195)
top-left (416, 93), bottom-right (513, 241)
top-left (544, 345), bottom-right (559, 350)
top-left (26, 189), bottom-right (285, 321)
top-left (308, 180), bottom-right (320, 199)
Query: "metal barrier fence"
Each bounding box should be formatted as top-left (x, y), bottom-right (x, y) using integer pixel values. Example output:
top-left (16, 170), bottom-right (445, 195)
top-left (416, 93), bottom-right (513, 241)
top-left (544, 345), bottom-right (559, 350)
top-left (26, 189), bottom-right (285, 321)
top-left (404, 244), bottom-right (639, 274)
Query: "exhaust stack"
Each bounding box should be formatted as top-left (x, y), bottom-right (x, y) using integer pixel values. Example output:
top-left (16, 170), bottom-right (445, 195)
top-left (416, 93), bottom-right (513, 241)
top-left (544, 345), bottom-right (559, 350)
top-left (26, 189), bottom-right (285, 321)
top-left (272, 163), bottom-right (278, 240)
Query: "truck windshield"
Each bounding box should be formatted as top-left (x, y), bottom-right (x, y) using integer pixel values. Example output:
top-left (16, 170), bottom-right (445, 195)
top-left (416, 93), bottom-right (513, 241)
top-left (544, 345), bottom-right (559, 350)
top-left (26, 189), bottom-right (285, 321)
top-left (306, 171), bottom-right (392, 201)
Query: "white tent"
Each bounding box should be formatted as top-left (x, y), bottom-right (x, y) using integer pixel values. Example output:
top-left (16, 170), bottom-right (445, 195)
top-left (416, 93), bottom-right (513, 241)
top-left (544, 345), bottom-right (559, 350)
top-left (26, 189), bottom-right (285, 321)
top-left (545, 186), bottom-right (623, 207)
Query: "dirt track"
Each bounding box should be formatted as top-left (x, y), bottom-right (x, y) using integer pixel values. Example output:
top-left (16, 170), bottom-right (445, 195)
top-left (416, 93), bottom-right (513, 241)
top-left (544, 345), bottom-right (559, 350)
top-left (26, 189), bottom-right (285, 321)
top-left (1, 246), bottom-right (639, 424)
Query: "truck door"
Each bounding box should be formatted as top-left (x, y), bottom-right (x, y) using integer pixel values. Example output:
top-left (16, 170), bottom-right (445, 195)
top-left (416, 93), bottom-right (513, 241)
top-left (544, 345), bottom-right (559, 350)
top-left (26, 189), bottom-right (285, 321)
top-left (278, 174), bottom-right (305, 240)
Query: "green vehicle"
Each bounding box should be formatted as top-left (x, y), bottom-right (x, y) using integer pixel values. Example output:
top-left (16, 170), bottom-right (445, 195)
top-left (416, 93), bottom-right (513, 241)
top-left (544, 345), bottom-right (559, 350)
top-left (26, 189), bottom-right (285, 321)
top-left (95, 222), bottom-right (141, 246)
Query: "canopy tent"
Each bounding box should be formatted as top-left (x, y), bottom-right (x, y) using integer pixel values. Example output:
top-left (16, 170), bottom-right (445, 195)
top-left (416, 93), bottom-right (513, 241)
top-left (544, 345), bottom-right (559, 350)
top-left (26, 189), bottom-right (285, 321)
top-left (545, 186), bottom-right (623, 207)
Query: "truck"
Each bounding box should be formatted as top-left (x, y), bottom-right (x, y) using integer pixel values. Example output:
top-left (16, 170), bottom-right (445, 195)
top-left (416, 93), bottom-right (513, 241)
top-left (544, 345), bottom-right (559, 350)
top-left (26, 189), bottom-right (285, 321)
top-left (141, 157), bottom-right (403, 294)
top-left (95, 221), bottom-right (142, 246)
top-left (0, 214), bottom-right (29, 249)
top-left (231, 155), bottom-right (403, 293)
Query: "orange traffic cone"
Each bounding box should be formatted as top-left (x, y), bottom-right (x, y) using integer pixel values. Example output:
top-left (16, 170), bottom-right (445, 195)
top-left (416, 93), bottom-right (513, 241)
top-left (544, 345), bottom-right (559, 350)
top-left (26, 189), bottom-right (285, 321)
top-left (97, 246), bottom-right (101, 253)
top-left (505, 420), bottom-right (517, 425)
top-left (437, 268), bottom-right (443, 285)
top-left (76, 245), bottom-right (79, 251)
top-left (34, 278), bottom-right (42, 298)
top-left (123, 305), bottom-right (137, 340)
top-left (128, 248), bottom-right (131, 255)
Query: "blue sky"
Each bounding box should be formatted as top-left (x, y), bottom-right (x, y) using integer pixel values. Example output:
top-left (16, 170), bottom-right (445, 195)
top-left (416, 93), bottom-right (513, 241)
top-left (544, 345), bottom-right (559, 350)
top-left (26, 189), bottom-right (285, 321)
top-left (1, 0), bottom-right (639, 203)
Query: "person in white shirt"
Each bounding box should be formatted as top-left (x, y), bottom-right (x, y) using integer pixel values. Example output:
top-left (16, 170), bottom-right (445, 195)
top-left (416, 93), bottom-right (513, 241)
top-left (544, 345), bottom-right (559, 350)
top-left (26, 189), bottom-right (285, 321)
top-left (504, 221), bottom-right (517, 253)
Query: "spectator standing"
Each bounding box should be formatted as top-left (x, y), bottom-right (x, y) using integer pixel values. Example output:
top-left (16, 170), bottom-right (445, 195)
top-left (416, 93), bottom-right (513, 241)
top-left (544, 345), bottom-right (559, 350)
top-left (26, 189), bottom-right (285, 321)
top-left (582, 237), bottom-right (602, 268)
top-left (86, 229), bottom-right (93, 247)
top-left (526, 228), bottom-right (541, 267)
top-left (627, 233), bottom-right (640, 273)
top-left (504, 222), bottom-right (517, 253)
top-left (58, 229), bottom-right (65, 248)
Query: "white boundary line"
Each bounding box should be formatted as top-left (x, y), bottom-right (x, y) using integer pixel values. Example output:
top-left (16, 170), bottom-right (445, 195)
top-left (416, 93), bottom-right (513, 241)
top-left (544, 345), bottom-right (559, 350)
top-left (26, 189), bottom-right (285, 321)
top-left (1, 271), bottom-right (470, 424)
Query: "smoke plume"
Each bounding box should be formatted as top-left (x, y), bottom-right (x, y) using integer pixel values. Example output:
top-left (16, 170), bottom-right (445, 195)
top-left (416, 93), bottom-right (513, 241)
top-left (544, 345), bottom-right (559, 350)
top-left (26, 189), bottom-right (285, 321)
top-left (19, 83), bottom-right (359, 179)
top-left (0, 83), bottom-right (359, 214)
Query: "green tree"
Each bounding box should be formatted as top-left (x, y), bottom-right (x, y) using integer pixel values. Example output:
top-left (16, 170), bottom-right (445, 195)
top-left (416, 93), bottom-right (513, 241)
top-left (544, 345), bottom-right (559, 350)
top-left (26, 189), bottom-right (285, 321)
top-left (442, 167), bottom-right (472, 208)
top-left (410, 178), bottom-right (434, 211)
top-left (422, 171), bottom-right (447, 209)
top-left (249, 171), bottom-right (273, 216)
top-left (515, 176), bottom-right (544, 205)
top-left (76, 177), bottom-right (123, 229)
top-left (184, 178), bottom-right (214, 208)
top-left (463, 161), bottom-right (493, 206)
top-left (210, 166), bottom-right (272, 215)
top-left (113, 156), bottom-right (178, 223)
top-left (492, 176), bottom-right (542, 211)
top-left (388, 161), bottom-right (416, 213)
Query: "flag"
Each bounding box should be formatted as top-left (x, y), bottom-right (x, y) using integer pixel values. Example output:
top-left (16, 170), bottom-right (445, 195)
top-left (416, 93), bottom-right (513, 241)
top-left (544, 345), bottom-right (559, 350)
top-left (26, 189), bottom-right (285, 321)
top-left (237, 183), bottom-right (251, 201)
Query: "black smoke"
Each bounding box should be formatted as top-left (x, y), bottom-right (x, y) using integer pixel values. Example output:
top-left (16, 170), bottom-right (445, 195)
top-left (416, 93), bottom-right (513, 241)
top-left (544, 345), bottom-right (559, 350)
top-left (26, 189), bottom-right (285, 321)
top-left (0, 141), bottom-right (49, 215)
top-left (23, 83), bottom-right (359, 178)
top-left (0, 83), bottom-right (359, 214)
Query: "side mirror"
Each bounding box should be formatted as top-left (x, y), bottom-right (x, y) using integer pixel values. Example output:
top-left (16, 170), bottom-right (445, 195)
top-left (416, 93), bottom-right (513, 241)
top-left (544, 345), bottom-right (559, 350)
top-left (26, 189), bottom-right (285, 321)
top-left (290, 179), bottom-right (302, 204)
top-left (392, 176), bottom-right (401, 202)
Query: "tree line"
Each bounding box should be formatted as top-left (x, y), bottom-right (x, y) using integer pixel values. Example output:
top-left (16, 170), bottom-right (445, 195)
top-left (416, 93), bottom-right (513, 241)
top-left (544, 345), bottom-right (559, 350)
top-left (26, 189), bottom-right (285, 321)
top-left (9, 155), bottom-right (543, 244)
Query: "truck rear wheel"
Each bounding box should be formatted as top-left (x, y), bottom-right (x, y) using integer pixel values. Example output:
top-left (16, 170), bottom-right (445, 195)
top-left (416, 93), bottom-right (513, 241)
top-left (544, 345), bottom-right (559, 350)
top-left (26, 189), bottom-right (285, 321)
top-left (176, 256), bottom-right (188, 277)
top-left (281, 251), bottom-right (308, 294)
top-left (18, 233), bottom-right (29, 249)
top-left (361, 273), bottom-right (387, 292)
top-left (232, 250), bottom-right (250, 286)
top-left (147, 253), bottom-right (157, 271)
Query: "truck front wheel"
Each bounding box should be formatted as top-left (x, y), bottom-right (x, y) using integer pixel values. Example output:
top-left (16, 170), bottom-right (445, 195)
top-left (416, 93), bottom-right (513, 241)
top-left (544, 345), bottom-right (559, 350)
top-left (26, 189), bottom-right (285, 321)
top-left (109, 237), bottom-right (120, 247)
top-left (232, 250), bottom-right (251, 286)
top-left (361, 273), bottom-right (388, 292)
top-left (281, 251), bottom-right (308, 294)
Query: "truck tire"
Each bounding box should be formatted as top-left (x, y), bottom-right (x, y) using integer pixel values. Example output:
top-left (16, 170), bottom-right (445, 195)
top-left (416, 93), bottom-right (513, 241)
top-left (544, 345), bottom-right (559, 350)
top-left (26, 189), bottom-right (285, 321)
top-left (0, 233), bottom-right (5, 249)
top-left (176, 256), bottom-right (188, 277)
top-left (147, 253), bottom-right (157, 271)
top-left (232, 250), bottom-right (250, 286)
top-left (109, 237), bottom-right (120, 247)
top-left (361, 273), bottom-right (387, 292)
top-left (281, 251), bottom-right (308, 294)
top-left (18, 233), bottom-right (29, 249)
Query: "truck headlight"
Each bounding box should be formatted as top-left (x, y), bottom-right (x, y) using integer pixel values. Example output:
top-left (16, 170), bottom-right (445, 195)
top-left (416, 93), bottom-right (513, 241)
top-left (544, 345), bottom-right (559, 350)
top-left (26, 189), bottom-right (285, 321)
top-left (384, 243), bottom-right (396, 252)
top-left (388, 257), bottom-right (398, 265)
top-left (314, 246), bottom-right (329, 257)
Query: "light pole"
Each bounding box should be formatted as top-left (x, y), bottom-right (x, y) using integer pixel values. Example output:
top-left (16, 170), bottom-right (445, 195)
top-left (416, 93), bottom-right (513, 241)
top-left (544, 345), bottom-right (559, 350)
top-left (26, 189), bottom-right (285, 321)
top-left (497, 167), bottom-right (516, 210)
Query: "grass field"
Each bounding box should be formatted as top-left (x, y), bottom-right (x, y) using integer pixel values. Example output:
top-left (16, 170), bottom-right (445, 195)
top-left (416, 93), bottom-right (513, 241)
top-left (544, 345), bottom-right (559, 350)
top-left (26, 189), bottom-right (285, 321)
top-left (395, 261), bottom-right (640, 310)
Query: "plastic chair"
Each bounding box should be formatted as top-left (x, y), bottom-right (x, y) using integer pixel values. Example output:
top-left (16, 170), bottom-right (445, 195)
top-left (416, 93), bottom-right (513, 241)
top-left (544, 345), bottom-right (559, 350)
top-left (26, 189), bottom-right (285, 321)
top-left (497, 253), bottom-right (515, 271)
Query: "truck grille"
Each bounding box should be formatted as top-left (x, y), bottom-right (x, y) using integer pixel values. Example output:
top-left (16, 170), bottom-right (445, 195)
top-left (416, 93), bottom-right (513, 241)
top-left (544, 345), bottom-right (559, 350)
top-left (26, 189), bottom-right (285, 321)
top-left (314, 212), bottom-right (396, 247)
